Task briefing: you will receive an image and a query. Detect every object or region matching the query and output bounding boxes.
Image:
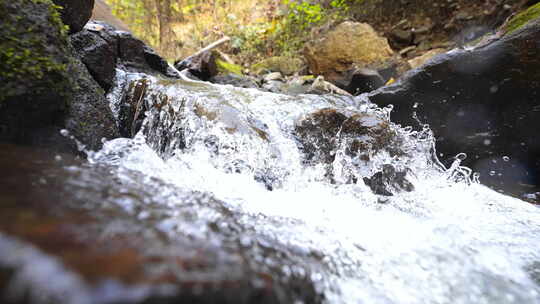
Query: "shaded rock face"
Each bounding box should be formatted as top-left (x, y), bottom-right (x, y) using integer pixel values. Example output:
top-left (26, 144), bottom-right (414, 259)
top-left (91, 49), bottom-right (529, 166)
top-left (71, 21), bottom-right (179, 92)
top-left (0, 0), bottom-right (118, 153)
top-left (369, 19), bottom-right (540, 199)
top-left (303, 22), bottom-right (396, 83)
top-left (53, 0), bottom-right (95, 33)
top-left (0, 144), bottom-right (323, 304)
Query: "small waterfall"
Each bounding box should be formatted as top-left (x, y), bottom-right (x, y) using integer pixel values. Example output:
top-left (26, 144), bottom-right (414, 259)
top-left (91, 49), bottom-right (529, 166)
top-left (86, 71), bottom-right (540, 303)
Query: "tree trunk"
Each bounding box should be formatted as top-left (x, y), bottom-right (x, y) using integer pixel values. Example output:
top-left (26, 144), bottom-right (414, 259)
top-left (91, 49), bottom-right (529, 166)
top-left (155, 0), bottom-right (176, 59)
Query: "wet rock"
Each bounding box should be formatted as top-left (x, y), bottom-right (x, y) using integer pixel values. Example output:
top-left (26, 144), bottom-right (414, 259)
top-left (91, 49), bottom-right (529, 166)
top-left (65, 60), bottom-right (120, 150)
top-left (364, 164), bottom-right (414, 196)
top-left (0, 144), bottom-right (324, 304)
top-left (333, 68), bottom-right (385, 95)
top-left (303, 22), bottom-right (395, 84)
top-left (295, 108), bottom-right (348, 164)
top-left (174, 51), bottom-right (218, 81)
top-left (262, 80), bottom-right (286, 94)
top-left (117, 30), bottom-right (178, 77)
top-left (369, 17), bottom-right (540, 198)
top-left (53, 0), bottom-right (94, 33)
top-left (210, 74), bottom-right (260, 89)
top-left (295, 108), bottom-right (400, 166)
top-left (71, 21), bottom-right (179, 92)
top-left (70, 24), bottom-right (117, 91)
top-left (0, 0), bottom-right (118, 153)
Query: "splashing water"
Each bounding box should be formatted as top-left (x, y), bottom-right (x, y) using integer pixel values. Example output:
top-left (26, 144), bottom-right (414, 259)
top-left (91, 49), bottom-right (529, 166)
top-left (87, 72), bottom-right (540, 303)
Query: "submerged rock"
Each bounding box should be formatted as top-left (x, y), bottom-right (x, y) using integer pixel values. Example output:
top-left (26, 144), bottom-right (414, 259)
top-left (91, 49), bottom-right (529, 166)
top-left (53, 0), bottom-right (94, 33)
top-left (0, 144), bottom-right (323, 304)
top-left (294, 107), bottom-right (410, 191)
top-left (364, 164), bottom-right (414, 196)
top-left (369, 17), bottom-right (540, 199)
top-left (210, 73), bottom-right (260, 89)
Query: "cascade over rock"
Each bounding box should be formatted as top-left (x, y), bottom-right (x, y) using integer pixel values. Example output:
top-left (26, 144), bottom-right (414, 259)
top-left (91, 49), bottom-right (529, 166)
top-left (369, 17), bottom-right (540, 200)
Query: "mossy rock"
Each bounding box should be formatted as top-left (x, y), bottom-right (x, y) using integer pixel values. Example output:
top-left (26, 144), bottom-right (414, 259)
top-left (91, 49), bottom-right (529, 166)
top-left (504, 2), bottom-right (540, 34)
top-left (216, 59), bottom-right (243, 75)
top-left (0, 0), bottom-right (119, 152)
top-left (251, 56), bottom-right (304, 76)
top-left (0, 0), bottom-right (72, 104)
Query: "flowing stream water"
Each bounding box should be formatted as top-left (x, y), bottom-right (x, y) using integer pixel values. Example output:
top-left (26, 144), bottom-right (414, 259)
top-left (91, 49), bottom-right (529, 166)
top-left (13, 70), bottom-right (540, 303)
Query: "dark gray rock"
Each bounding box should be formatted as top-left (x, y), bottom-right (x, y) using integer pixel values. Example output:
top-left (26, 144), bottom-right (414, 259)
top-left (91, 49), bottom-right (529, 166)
top-left (70, 25), bottom-right (117, 91)
top-left (335, 68), bottom-right (385, 95)
top-left (70, 21), bottom-right (179, 93)
top-left (174, 51), bottom-right (218, 81)
top-left (65, 60), bottom-right (119, 151)
top-left (369, 19), bottom-right (540, 199)
top-left (53, 0), bottom-right (95, 33)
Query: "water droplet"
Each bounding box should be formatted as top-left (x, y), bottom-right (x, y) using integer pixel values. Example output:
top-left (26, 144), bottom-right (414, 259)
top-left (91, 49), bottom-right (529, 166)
top-left (455, 153), bottom-right (467, 161)
top-left (489, 171), bottom-right (496, 176)
top-left (502, 156), bottom-right (510, 162)
top-left (60, 129), bottom-right (70, 137)
top-left (483, 139), bottom-right (491, 146)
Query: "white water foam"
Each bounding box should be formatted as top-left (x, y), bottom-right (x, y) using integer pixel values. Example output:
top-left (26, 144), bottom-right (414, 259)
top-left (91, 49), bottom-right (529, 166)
top-left (88, 74), bottom-right (540, 303)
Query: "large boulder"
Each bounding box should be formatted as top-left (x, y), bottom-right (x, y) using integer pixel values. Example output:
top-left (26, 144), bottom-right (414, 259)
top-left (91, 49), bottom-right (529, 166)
top-left (368, 17), bottom-right (540, 201)
top-left (0, 0), bottom-right (118, 153)
top-left (53, 0), bottom-right (95, 33)
top-left (303, 22), bottom-right (397, 84)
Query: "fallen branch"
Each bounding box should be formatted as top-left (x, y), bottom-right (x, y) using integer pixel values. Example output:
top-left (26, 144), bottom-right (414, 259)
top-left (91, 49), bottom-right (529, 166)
top-left (176, 36), bottom-right (231, 67)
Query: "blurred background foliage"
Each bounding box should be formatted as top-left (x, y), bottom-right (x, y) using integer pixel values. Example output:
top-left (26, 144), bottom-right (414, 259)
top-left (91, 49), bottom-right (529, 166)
top-left (105, 0), bottom-right (363, 64)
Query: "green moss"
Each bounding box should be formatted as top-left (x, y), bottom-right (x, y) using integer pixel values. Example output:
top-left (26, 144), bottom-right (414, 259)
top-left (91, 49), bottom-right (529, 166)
top-left (0, 0), bottom-right (72, 103)
top-left (216, 59), bottom-right (243, 75)
top-left (505, 3), bottom-right (540, 34)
